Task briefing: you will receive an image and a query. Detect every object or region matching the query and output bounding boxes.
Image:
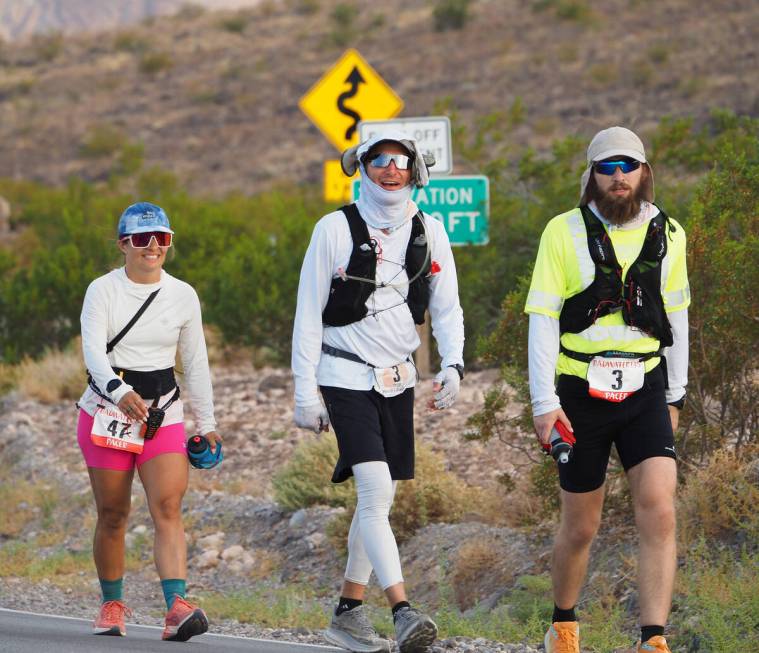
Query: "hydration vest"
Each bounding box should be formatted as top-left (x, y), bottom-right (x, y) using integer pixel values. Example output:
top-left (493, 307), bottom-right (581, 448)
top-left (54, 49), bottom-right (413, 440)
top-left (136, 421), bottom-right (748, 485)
top-left (322, 203), bottom-right (431, 327)
top-left (559, 205), bottom-right (674, 347)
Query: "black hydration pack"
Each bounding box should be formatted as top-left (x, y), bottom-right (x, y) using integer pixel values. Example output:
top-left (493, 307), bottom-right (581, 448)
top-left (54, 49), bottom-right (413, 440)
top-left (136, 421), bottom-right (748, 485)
top-left (321, 203), bottom-right (431, 327)
top-left (559, 205), bottom-right (674, 347)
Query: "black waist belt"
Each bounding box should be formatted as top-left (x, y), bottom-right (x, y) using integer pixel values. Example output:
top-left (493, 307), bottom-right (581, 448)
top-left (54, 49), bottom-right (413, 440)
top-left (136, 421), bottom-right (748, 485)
top-left (321, 344), bottom-right (373, 368)
top-left (559, 345), bottom-right (662, 363)
top-left (112, 366), bottom-right (176, 398)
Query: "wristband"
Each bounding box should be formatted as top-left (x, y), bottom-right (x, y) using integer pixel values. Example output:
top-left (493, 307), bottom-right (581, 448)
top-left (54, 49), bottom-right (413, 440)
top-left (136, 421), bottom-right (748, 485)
top-left (668, 396), bottom-right (685, 410)
top-left (448, 364), bottom-right (464, 380)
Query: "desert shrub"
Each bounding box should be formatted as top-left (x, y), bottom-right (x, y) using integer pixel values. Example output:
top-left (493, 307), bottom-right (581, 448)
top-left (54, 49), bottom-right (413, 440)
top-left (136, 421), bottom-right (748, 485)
top-left (272, 434), bottom-right (355, 510)
top-left (450, 538), bottom-right (505, 609)
top-left (678, 447), bottom-right (759, 543)
top-left (138, 51), bottom-right (174, 75)
top-left (79, 124), bottom-right (128, 158)
top-left (16, 339), bottom-right (85, 403)
top-left (218, 14), bottom-right (249, 33)
top-left (329, 3), bottom-right (357, 46)
top-left (433, 0), bottom-right (471, 31)
top-left (113, 31), bottom-right (149, 53)
top-left (31, 32), bottom-right (64, 62)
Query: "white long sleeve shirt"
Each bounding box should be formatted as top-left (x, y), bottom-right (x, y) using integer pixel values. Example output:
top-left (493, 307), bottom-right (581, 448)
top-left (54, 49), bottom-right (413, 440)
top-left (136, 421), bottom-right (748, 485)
top-left (78, 268), bottom-right (217, 435)
top-left (292, 207), bottom-right (465, 407)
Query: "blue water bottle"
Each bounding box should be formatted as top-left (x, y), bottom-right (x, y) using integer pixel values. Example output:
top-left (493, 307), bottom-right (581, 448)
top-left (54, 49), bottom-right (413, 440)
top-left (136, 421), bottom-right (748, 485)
top-left (187, 435), bottom-right (223, 469)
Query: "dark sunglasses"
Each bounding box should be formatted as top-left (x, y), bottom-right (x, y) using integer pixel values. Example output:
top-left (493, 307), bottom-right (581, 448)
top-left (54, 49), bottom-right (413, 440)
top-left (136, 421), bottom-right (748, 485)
top-left (121, 231), bottom-right (173, 248)
top-left (593, 159), bottom-right (641, 176)
top-left (367, 153), bottom-right (412, 170)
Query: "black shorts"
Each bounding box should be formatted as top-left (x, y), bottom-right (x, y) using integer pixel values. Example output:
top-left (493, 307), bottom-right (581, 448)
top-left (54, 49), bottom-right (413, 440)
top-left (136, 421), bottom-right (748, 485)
top-left (320, 385), bottom-right (415, 484)
top-left (556, 363), bottom-right (676, 493)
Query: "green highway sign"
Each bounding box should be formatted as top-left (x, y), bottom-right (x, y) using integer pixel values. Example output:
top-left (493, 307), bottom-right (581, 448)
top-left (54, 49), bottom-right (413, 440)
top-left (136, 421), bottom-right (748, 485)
top-left (352, 175), bottom-right (489, 246)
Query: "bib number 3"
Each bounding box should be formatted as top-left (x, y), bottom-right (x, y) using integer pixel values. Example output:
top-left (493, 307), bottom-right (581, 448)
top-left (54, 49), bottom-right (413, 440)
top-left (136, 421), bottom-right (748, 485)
top-left (587, 357), bottom-right (645, 402)
top-left (90, 405), bottom-right (144, 453)
top-left (372, 361), bottom-right (417, 398)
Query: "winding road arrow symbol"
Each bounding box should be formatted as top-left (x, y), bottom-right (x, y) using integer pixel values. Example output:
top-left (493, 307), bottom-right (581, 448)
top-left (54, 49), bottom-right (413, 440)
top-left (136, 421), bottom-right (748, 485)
top-left (336, 66), bottom-right (366, 141)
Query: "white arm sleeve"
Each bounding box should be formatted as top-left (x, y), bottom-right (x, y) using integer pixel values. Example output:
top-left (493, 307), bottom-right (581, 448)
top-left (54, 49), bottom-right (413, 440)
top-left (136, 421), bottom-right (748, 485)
top-left (80, 281), bottom-right (133, 404)
top-left (427, 222), bottom-right (464, 370)
top-left (528, 313), bottom-right (561, 417)
top-left (177, 291), bottom-right (217, 435)
top-left (663, 308), bottom-right (688, 404)
top-left (291, 223), bottom-right (336, 407)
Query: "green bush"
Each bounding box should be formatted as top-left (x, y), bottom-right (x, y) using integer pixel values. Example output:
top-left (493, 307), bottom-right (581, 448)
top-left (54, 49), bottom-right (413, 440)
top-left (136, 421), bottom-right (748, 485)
top-left (138, 51), bottom-right (174, 75)
top-left (433, 0), bottom-right (471, 31)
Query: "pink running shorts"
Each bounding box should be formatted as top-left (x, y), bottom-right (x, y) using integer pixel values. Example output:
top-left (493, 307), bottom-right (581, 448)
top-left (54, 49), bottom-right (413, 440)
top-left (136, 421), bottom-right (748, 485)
top-left (77, 409), bottom-right (187, 471)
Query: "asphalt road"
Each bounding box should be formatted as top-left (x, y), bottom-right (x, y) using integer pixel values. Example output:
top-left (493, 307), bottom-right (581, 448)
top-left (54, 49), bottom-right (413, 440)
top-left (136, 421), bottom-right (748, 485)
top-left (0, 608), bottom-right (345, 653)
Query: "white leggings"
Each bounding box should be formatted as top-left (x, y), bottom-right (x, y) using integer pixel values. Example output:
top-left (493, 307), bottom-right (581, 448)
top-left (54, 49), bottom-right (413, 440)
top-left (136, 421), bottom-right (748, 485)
top-left (344, 461), bottom-right (403, 590)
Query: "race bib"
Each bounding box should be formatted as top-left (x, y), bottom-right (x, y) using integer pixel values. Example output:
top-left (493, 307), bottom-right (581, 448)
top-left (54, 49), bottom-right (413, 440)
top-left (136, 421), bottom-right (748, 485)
top-left (372, 360), bottom-right (417, 398)
top-left (90, 404), bottom-right (144, 454)
top-left (586, 357), bottom-right (645, 402)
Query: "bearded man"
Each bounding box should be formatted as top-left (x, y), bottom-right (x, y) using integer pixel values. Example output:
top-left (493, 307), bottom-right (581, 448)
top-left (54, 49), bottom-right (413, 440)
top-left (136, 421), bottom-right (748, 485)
top-left (524, 127), bottom-right (690, 653)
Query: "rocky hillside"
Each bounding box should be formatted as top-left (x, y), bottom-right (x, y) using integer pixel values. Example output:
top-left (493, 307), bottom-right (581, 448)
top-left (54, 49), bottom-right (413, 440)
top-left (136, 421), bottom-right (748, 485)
top-left (0, 0), bottom-right (264, 41)
top-left (0, 0), bottom-right (756, 195)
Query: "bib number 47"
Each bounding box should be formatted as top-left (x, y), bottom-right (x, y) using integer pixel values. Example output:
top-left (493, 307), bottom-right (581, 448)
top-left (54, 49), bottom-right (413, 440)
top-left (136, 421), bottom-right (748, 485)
top-left (106, 420), bottom-right (131, 439)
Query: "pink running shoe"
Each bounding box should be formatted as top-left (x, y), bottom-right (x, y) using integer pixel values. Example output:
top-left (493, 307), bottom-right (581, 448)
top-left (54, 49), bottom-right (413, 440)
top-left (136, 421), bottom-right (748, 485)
top-left (161, 596), bottom-right (209, 642)
top-left (93, 600), bottom-right (131, 636)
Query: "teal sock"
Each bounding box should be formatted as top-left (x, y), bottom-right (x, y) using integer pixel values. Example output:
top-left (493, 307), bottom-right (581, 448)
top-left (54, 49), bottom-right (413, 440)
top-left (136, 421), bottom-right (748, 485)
top-left (99, 578), bottom-right (123, 603)
top-left (161, 579), bottom-right (186, 609)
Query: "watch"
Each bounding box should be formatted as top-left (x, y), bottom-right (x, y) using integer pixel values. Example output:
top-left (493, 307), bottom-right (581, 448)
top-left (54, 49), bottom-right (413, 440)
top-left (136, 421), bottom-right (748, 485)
top-left (448, 364), bottom-right (465, 380)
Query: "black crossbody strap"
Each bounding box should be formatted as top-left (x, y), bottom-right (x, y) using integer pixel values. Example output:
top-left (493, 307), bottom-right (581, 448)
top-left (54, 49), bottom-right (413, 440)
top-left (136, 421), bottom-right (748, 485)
top-left (106, 289), bottom-right (160, 353)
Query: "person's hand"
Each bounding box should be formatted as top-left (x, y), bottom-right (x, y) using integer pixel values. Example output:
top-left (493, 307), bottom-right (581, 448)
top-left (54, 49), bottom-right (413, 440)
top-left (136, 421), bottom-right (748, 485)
top-left (427, 367), bottom-right (460, 410)
top-left (533, 408), bottom-right (573, 447)
top-left (668, 405), bottom-right (680, 432)
top-left (204, 431), bottom-right (223, 453)
top-left (294, 402), bottom-right (330, 434)
top-left (117, 390), bottom-right (148, 422)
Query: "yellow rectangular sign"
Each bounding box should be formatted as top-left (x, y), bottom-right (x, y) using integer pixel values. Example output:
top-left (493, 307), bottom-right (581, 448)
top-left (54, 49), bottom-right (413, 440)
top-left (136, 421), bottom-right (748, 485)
top-left (300, 49), bottom-right (404, 153)
top-left (323, 159), bottom-right (357, 203)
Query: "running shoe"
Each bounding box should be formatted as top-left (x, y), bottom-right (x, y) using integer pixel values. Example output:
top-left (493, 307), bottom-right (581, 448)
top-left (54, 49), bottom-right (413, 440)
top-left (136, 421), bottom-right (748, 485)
top-left (323, 605), bottom-right (391, 652)
top-left (637, 635), bottom-right (672, 652)
top-left (393, 606), bottom-right (437, 653)
top-left (544, 621), bottom-right (580, 653)
top-left (161, 596), bottom-right (209, 642)
top-left (93, 599), bottom-right (131, 636)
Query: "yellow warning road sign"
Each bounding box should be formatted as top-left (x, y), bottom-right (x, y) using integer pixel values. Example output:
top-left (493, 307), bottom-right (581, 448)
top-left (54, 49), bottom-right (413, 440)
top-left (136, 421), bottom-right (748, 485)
top-left (299, 49), bottom-right (404, 153)
top-left (323, 159), bottom-right (357, 203)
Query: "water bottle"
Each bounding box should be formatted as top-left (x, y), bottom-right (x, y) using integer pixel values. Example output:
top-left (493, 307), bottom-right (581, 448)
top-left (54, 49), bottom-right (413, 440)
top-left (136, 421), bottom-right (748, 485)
top-left (187, 435), bottom-right (223, 469)
top-left (548, 422), bottom-right (574, 464)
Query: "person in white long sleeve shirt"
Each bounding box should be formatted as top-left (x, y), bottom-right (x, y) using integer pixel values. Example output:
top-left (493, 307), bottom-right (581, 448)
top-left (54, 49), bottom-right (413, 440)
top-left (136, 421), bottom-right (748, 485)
top-left (291, 132), bottom-right (464, 653)
top-left (525, 128), bottom-right (688, 653)
top-left (76, 202), bottom-right (218, 642)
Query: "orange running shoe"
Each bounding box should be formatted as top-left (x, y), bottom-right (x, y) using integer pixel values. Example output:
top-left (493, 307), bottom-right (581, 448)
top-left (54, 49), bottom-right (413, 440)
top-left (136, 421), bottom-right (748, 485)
top-left (93, 599), bottom-right (131, 636)
top-left (161, 596), bottom-right (209, 642)
top-left (544, 621), bottom-right (580, 653)
top-left (637, 635), bottom-right (672, 652)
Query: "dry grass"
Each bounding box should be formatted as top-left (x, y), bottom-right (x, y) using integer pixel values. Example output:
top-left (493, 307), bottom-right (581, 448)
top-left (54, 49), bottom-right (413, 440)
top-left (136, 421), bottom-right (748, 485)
top-left (16, 339), bottom-right (85, 403)
top-left (450, 538), bottom-right (509, 610)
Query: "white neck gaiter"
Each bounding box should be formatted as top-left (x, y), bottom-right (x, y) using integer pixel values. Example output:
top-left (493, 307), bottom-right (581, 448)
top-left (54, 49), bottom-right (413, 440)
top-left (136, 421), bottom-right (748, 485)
top-left (356, 164), bottom-right (414, 230)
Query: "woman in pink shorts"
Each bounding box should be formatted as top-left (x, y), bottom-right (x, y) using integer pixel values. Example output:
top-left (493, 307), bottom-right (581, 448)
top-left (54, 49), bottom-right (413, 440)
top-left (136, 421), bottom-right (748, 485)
top-left (77, 202), bottom-right (221, 642)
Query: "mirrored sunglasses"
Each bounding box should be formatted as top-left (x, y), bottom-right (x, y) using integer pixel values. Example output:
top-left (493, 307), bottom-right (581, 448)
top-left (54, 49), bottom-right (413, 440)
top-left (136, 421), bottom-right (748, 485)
top-left (368, 153), bottom-right (412, 170)
top-left (122, 231), bottom-right (173, 248)
top-left (593, 159), bottom-right (641, 176)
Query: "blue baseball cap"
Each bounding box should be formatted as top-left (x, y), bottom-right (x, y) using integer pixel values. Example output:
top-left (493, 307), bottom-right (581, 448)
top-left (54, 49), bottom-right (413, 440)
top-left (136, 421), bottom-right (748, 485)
top-left (117, 202), bottom-right (174, 238)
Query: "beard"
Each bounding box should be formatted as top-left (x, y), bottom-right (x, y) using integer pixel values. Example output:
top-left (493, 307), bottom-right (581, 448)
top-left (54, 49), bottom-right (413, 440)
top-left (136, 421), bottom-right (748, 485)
top-left (593, 180), bottom-right (647, 225)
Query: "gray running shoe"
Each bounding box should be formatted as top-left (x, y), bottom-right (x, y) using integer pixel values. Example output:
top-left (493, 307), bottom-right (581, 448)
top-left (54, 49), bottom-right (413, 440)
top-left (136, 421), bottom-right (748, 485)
top-left (323, 605), bottom-right (391, 653)
top-left (393, 606), bottom-right (437, 653)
